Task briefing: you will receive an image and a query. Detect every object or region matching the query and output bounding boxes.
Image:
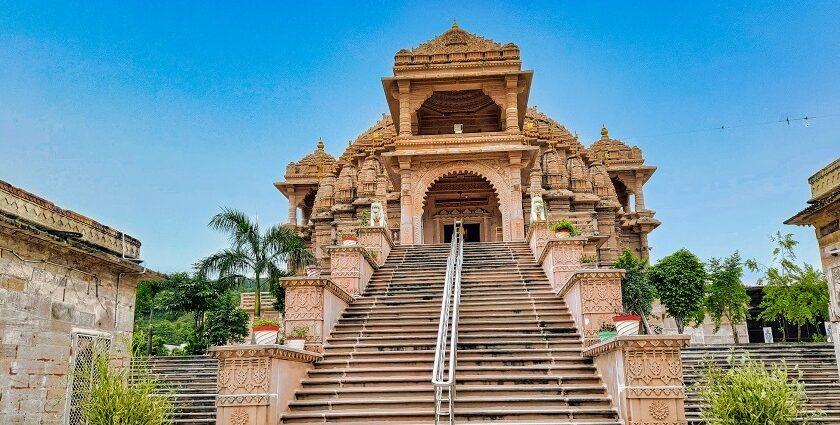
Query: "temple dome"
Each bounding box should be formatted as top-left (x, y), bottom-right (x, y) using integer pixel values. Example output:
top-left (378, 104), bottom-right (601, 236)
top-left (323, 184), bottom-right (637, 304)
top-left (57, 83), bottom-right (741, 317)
top-left (284, 139), bottom-right (338, 180)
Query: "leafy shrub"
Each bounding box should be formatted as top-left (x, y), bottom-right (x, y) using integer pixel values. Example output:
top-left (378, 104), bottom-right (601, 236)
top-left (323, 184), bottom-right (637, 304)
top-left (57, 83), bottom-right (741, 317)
top-left (548, 219), bottom-right (578, 235)
top-left (73, 348), bottom-right (173, 425)
top-left (696, 355), bottom-right (819, 425)
top-left (579, 254), bottom-right (597, 264)
top-left (253, 318), bottom-right (280, 327)
top-left (289, 325), bottom-right (309, 338)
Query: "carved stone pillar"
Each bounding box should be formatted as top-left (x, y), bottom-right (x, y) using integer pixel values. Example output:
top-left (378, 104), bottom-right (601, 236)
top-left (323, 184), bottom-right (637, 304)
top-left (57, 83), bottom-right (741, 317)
top-left (536, 238), bottom-right (585, 291)
top-left (398, 158), bottom-right (414, 245)
top-left (280, 277), bottom-right (353, 353)
top-left (326, 246), bottom-right (377, 296)
top-left (287, 194), bottom-right (297, 226)
top-left (583, 336), bottom-right (689, 424)
top-left (209, 345), bottom-right (321, 425)
top-left (508, 152), bottom-right (525, 240)
top-left (556, 269), bottom-right (624, 345)
top-left (398, 81), bottom-right (412, 138)
top-left (634, 172), bottom-right (646, 211)
top-left (504, 75), bottom-right (519, 133)
top-left (358, 226), bottom-right (394, 266)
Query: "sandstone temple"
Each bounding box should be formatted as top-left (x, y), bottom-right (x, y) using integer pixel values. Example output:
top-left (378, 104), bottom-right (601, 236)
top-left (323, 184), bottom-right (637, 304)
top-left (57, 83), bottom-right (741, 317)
top-left (276, 22), bottom-right (660, 270)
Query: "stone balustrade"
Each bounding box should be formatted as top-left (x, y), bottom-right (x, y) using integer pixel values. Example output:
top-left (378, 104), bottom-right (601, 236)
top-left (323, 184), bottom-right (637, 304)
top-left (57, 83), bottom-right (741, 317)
top-left (325, 245), bottom-right (378, 295)
top-left (358, 226), bottom-right (393, 266)
top-left (583, 336), bottom-right (689, 424)
top-left (279, 277), bottom-right (353, 353)
top-left (557, 269), bottom-right (624, 345)
top-left (209, 345), bottom-right (321, 425)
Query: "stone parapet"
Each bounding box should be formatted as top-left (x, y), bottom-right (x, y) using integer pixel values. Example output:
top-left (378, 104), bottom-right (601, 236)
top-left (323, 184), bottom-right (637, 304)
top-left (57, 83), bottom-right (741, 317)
top-left (325, 245), bottom-right (377, 296)
top-left (583, 335), bottom-right (689, 424)
top-left (280, 277), bottom-right (353, 353)
top-left (557, 269), bottom-right (624, 345)
top-left (358, 226), bottom-right (394, 266)
top-left (209, 345), bottom-right (320, 425)
top-left (0, 180), bottom-right (141, 258)
top-left (525, 220), bottom-right (551, 262)
top-left (536, 237), bottom-right (586, 291)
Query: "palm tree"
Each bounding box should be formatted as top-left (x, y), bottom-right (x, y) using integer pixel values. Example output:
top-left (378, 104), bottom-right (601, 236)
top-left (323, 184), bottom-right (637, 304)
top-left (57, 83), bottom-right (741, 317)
top-left (196, 208), bottom-right (314, 319)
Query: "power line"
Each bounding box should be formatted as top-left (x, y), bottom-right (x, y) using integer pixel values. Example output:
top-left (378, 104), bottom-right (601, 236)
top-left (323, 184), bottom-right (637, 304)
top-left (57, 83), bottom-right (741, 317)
top-left (621, 112), bottom-right (840, 142)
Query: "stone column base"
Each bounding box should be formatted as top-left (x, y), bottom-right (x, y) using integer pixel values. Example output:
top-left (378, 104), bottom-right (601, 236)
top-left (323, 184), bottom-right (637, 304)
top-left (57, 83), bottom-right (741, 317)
top-left (326, 245), bottom-right (377, 296)
top-left (556, 269), bottom-right (624, 345)
top-left (280, 277), bottom-right (353, 353)
top-left (209, 345), bottom-right (321, 425)
top-left (583, 335), bottom-right (689, 424)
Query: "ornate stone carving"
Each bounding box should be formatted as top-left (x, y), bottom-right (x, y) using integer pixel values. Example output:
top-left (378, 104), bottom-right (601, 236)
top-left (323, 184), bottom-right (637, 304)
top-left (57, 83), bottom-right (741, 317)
top-left (217, 357), bottom-right (270, 394)
top-left (231, 408), bottom-right (249, 425)
top-left (584, 336), bottom-right (689, 425)
top-left (0, 181), bottom-right (141, 258)
top-left (285, 286), bottom-right (322, 320)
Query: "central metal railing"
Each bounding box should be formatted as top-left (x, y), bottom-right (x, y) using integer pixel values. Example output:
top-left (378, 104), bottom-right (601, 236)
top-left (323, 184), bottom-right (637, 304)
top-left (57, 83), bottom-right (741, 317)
top-left (432, 220), bottom-right (464, 425)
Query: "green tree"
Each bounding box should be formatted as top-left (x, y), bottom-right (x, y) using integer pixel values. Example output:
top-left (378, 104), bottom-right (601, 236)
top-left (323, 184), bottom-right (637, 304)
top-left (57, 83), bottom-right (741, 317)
top-left (705, 252), bottom-right (751, 344)
top-left (196, 208), bottom-right (314, 318)
top-left (614, 249), bottom-right (656, 334)
top-left (750, 232), bottom-right (829, 341)
top-left (647, 248), bottom-right (706, 333)
top-left (135, 279), bottom-right (168, 356)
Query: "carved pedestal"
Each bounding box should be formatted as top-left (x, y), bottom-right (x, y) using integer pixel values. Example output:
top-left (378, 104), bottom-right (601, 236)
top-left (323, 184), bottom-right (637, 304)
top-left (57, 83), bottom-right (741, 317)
top-left (526, 221), bottom-right (551, 262)
top-left (583, 336), bottom-right (689, 425)
top-left (358, 226), bottom-right (394, 266)
top-left (557, 269), bottom-right (624, 345)
top-left (280, 277), bottom-right (353, 353)
top-left (209, 345), bottom-right (321, 425)
top-left (536, 237), bottom-right (586, 291)
top-left (326, 246), bottom-right (377, 295)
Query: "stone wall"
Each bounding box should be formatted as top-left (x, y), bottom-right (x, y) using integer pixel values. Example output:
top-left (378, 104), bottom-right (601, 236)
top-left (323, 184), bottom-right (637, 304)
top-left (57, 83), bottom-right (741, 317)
top-left (0, 198), bottom-right (149, 424)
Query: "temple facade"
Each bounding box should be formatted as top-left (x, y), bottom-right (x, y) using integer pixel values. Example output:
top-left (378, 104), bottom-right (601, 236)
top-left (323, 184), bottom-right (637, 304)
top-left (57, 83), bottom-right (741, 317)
top-left (275, 24), bottom-right (659, 268)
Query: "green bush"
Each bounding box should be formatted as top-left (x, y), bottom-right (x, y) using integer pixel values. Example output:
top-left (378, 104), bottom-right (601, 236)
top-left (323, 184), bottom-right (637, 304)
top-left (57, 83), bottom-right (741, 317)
top-left (73, 348), bottom-right (173, 425)
top-left (548, 219), bottom-right (578, 235)
top-left (253, 318), bottom-right (280, 327)
top-left (696, 355), bottom-right (819, 425)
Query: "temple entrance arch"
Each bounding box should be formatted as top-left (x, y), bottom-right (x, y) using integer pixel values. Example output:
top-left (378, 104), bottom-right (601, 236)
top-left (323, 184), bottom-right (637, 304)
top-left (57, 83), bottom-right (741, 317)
top-left (402, 160), bottom-right (522, 245)
top-left (422, 172), bottom-right (501, 244)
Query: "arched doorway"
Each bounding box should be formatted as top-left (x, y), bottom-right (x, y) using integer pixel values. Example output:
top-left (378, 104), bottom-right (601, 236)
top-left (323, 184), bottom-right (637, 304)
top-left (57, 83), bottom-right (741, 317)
top-left (421, 172), bottom-right (502, 244)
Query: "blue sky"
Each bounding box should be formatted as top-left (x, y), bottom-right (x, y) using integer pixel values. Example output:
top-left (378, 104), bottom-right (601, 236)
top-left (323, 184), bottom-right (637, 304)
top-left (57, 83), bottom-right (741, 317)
top-left (1, 1), bottom-right (838, 277)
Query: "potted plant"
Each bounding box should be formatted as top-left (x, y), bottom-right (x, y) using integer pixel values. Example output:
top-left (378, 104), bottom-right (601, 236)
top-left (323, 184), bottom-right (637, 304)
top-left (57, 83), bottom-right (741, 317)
top-left (305, 264), bottom-right (322, 277)
top-left (598, 322), bottom-right (617, 342)
top-left (285, 325), bottom-right (309, 350)
top-left (548, 219), bottom-right (578, 238)
top-left (613, 312), bottom-right (642, 336)
top-left (252, 319), bottom-right (280, 345)
top-left (580, 254), bottom-right (597, 268)
top-left (339, 230), bottom-right (358, 246)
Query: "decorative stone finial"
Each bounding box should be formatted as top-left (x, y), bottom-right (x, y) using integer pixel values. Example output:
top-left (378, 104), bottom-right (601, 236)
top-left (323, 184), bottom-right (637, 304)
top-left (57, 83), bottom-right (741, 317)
top-left (452, 20), bottom-right (459, 29)
top-left (317, 138), bottom-right (325, 150)
top-left (601, 125), bottom-right (609, 138)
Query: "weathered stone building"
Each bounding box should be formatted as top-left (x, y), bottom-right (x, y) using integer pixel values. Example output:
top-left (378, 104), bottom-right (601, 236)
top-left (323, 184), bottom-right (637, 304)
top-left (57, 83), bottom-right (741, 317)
top-left (275, 23), bottom-right (660, 268)
top-left (787, 157), bottom-right (840, 361)
top-left (0, 180), bottom-right (155, 425)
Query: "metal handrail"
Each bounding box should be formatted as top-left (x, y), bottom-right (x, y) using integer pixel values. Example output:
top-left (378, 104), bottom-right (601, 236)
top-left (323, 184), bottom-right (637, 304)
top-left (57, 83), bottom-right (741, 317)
top-left (432, 220), bottom-right (464, 425)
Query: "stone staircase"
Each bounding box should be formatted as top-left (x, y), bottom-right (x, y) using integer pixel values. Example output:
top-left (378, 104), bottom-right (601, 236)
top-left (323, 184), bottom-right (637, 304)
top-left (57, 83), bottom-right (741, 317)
top-left (133, 355), bottom-right (218, 424)
top-left (682, 343), bottom-right (840, 424)
top-left (281, 241), bottom-right (621, 424)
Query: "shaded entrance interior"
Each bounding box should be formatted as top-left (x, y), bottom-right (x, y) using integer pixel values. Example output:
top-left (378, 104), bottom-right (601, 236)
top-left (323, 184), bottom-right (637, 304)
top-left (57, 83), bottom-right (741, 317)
top-left (422, 172), bottom-right (502, 244)
top-left (417, 90), bottom-right (502, 135)
top-left (443, 223), bottom-right (481, 243)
